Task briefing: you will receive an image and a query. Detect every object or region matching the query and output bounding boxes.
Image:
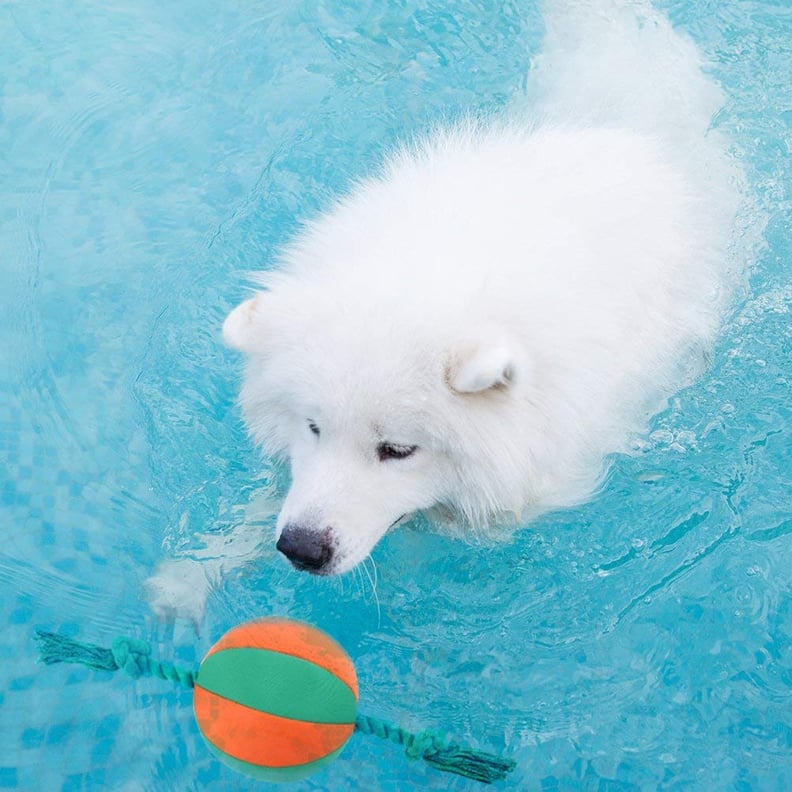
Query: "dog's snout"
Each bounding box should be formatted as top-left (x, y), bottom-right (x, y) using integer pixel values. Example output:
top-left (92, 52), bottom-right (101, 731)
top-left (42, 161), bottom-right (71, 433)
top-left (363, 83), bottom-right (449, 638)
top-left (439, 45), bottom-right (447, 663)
top-left (276, 525), bottom-right (334, 573)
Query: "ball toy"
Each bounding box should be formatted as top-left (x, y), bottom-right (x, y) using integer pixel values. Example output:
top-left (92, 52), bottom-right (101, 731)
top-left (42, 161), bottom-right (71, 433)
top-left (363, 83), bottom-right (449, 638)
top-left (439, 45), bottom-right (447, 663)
top-left (35, 619), bottom-right (515, 784)
top-left (193, 618), bottom-right (358, 782)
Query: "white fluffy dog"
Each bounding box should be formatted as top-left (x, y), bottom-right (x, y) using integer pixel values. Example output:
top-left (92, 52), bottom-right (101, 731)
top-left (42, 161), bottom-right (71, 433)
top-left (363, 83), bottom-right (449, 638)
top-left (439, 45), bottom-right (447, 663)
top-left (219, 0), bottom-right (745, 579)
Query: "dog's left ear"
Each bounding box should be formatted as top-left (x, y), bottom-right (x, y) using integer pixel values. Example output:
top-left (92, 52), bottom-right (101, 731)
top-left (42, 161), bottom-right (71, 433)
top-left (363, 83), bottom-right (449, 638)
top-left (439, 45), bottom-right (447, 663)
top-left (222, 296), bottom-right (263, 353)
top-left (445, 333), bottom-right (528, 394)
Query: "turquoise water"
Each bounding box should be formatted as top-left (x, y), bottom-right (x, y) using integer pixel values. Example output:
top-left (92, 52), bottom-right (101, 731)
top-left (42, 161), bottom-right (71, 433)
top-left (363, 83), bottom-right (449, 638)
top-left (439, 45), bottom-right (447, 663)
top-left (1, 1), bottom-right (789, 789)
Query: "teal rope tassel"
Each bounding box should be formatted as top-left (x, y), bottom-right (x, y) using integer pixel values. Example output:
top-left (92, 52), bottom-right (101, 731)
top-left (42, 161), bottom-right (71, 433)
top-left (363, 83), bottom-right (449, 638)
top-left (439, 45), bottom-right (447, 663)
top-left (35, 631), bottom-right (196, 688)
top-left (354, 713), bottom-right (515, 784)
top-left (35, 630), bottom-right (514, 785)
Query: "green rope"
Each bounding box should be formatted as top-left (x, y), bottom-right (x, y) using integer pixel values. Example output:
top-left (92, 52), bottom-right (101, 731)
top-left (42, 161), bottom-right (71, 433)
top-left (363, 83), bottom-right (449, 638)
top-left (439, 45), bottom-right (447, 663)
top-left (354, 713), bottom-right (515, 784)
top-left (35, 631), bottom-right (196, 688)
top-left (34, 630), bottom-right (514, 785)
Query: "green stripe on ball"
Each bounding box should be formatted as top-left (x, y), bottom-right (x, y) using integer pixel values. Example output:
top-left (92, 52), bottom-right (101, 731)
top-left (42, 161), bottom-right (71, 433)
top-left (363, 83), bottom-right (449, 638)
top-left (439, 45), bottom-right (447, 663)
top-left (197, 647), bottom-right (357, 724)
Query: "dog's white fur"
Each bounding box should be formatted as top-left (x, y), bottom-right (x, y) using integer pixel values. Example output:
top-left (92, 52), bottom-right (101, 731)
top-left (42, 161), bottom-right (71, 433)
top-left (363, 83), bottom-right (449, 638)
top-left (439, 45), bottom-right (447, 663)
top-left (221, 0), bottom-right (746, 576)
top-left (149, 0), bottom-right (747, 609)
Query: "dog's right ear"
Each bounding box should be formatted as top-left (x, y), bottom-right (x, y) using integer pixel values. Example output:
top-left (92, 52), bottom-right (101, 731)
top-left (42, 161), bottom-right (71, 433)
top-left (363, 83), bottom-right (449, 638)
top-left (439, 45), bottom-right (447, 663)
top-left (222, 297), bottom-right (262, 353)
top-left (445, 332), bottom-right (529, 394)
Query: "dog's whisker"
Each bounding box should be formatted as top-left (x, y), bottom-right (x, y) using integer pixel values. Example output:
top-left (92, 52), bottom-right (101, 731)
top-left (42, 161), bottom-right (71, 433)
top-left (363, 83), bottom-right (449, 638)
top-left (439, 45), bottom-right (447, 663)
top-left (351, 565), bottom-right (364, 598)
top-left (368, 555), bottom-right (379, 594)
top-left (362, 557), bottom-right (381, 627)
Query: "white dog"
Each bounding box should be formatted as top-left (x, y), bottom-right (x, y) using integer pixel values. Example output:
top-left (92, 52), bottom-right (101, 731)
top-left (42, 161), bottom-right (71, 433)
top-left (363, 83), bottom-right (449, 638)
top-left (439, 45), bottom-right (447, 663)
top-left (221, 0), bottom-right (746, 577)
top-left (147, 0), bottom-right (747, 616)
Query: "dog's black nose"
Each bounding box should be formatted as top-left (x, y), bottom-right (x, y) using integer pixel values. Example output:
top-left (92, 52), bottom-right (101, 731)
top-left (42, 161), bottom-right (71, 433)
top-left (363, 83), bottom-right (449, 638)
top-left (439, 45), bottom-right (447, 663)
top-left (276, 525), bottom-right (334, 573)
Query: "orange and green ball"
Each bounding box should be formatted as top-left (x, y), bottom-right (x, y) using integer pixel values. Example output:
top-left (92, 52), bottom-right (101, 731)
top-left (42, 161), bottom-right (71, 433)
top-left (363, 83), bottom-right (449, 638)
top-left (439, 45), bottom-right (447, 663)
top-left (193, 618), bottom-right (358, 782)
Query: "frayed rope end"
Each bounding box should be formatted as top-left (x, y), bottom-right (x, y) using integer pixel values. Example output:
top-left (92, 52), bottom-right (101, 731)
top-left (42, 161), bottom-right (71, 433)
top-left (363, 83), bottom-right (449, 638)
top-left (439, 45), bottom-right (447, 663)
top-left (35, 630), bottom-right (118, 672)
top-left (355, 713), bottom-right (515, 784)
top-left (423, 745), bottom-right (516, 785)
top-left (34, 630), bottom-right (195, 688)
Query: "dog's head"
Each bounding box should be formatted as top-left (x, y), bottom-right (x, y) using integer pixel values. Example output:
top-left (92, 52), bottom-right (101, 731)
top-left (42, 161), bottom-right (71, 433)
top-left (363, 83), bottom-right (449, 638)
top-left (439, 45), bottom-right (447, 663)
top-left (223, 285), bottom-right (531, 576)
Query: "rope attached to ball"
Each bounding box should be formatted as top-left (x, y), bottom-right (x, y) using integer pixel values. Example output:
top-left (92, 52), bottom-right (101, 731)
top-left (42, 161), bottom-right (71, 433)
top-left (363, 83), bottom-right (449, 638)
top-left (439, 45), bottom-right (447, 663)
top-left (35, 630), bottom-right (515, 785)
top-left (353, 712), bottom-right (515, 784)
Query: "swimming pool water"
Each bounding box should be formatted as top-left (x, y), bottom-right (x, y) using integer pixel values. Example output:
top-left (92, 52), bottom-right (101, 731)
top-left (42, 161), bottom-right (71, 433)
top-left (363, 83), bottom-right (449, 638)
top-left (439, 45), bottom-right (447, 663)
top-left (1, 1), bottom-right (789, 789)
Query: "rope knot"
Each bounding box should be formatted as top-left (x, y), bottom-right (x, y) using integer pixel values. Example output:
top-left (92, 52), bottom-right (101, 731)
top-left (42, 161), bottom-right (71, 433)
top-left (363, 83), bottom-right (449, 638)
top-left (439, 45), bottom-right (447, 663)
top-left (405, 730), bottom-right (448, 760)
top-left (111, 637), bottom-right (153, 679)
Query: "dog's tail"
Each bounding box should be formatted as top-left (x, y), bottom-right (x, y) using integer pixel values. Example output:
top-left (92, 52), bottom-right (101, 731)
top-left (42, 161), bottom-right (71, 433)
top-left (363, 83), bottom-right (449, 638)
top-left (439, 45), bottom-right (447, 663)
top-left (525, 0), bottom-right (724, 147)
top-left (521, 0), bottom-right (757, 300)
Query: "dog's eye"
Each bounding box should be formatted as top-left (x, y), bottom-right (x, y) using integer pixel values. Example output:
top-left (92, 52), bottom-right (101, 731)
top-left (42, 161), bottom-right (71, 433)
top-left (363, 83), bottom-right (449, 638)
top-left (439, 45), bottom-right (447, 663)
top-left (308, 420), bottom-right (320, 437)
top-left (377, 442), bottom-right (418, 462)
